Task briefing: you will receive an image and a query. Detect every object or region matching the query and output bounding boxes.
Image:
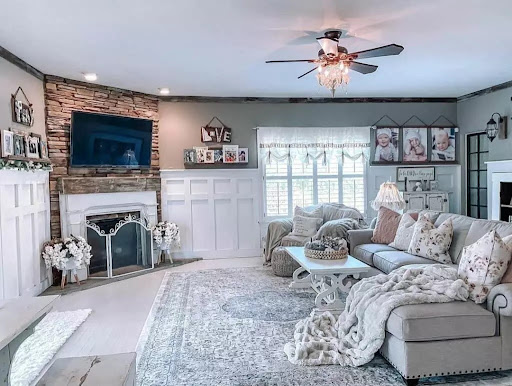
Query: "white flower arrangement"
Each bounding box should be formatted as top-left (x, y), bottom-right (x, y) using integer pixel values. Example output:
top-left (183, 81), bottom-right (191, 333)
top-left (42, 235), bottom-right (92, 271)
top-left (152, 221), bottom-right (180, 250)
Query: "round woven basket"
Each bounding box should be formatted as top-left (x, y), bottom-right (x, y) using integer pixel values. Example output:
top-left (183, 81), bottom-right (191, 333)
top-left (304, 248), bottom-right (348, 260)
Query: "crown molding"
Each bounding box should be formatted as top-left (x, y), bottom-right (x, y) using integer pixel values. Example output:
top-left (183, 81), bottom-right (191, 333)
top-left (0, 45), bottom-right (44, 81)
top-left (457, 80), bottom-right (512, 102)
top-left (159, 96), bottom-right (456, 103)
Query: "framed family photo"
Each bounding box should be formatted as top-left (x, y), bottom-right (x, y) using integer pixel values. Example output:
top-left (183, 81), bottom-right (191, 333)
top-left (223, 145), bottom-right (238, 163)
top-left (184, 149), bottom-right (196, 164)
top-left (13, 132), bottom-right (26, 158)
top-left (403, 127), bottom-right (428, 163)
top-left (238, 148), bottom-right (248, 163)
top-left (373, 127), bottom-right (399, 163)
top-left (1, 130), bottom-right (14, 157)
top-left (431, 128), bottom-right (456, 162)
top-left (26, 134), bottom-right (41, 158)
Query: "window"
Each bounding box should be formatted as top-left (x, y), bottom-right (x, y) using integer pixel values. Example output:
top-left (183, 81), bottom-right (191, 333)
top-left (466, 132), bottom-right (488, 219)
top-left (264, 154), bottom-right (366, 218)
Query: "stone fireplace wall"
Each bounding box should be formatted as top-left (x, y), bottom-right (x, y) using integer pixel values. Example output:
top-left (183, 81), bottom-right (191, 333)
top-left (44, 76), bottom-right (160, 237)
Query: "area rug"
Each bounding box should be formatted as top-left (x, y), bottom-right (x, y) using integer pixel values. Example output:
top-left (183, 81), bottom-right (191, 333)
top-left (136, 267), bottom-right (512, 386)
top-left (10, 309), bottom-right (91, 386)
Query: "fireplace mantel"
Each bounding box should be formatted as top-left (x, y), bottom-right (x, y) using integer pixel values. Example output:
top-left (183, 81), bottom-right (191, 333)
top-left (58, 176), bottom-right (160, 195)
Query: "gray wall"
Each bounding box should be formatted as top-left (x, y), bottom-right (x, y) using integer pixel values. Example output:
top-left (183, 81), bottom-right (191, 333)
top-left (0, 57), bottom-right (46, 138)
top-left (159, 101), bottom-right (457, 169)
top-left (457, 86), bottom-right (512, 214)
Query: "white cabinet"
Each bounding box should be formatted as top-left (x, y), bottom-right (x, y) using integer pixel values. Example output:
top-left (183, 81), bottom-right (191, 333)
top-left (403, 191), bottom-right (449, 213)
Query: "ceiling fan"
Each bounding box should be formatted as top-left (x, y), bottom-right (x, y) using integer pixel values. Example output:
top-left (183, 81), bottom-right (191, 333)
top-left (266, 30), bottom-right (404, 96)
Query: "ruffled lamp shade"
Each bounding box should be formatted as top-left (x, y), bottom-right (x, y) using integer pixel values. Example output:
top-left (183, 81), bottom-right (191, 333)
top-left (371, 182), bottom-right (405, 212)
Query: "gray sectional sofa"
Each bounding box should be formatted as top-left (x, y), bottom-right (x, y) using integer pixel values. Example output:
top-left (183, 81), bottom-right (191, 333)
top-left (347, 212), bottom-right (512, 385)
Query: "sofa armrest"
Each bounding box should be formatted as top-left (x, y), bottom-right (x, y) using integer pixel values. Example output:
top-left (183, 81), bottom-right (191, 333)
top-left (347, 229), bottom-right (374, 253)
top-left (487, 283), bottom-right (512, 317)
top-left (264, 218), bottom-right (293, 262)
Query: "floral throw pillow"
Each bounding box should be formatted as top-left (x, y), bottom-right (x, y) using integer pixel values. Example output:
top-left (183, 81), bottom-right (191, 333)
top-left (407, 215), bottom-right (453, 264)
top-left (458, 231), bottom-right (512, 303)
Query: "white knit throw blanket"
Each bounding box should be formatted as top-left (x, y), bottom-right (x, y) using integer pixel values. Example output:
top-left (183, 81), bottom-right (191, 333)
top-left (284, 264), bottom-right (469, 367)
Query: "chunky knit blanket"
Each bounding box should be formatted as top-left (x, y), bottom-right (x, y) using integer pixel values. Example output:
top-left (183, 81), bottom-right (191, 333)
top-left (284, 264), bottom-right (469, 367)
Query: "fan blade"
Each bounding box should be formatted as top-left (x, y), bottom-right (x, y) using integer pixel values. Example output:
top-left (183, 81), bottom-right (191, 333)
top-left (297, 67), bottom-right (318, 79)
top-left (266, 59), bottom-right (316, 63)
top-left (349, 44), bottom-right (404, 59)
top-left (348, 61), bottom-right (378, 74)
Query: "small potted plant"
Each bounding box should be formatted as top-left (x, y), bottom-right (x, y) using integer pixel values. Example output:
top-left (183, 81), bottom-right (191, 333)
top-left (42, 235), bottom-right (92, 289)
top-left (152, 221), bottom-right (180, 264)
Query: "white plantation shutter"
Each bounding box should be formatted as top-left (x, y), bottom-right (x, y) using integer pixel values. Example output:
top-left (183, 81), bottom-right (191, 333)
top-left (258, 127), bottom-right (370, 218)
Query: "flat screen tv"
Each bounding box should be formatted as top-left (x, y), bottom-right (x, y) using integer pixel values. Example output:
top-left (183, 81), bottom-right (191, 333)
top-left (70, 111), bottom-right (153, 168)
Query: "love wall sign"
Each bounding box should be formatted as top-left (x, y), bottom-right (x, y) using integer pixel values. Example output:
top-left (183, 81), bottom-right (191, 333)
top-left (200, 116), bottom-right (232, 143)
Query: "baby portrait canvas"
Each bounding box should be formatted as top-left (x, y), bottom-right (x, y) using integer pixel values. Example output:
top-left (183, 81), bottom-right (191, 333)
top-left (374, 127), bottom-right (399, 163)
top-left (403, 128), bottom-right (427, 162)
top-left (431, 128), bottom-right (456, 162)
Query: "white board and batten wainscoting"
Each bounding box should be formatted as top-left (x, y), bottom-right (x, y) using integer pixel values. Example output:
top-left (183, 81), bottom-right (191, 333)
top-left (0, 170), bottom-right (51, 300)
top-left (161, 169), bottom-right (262, 259)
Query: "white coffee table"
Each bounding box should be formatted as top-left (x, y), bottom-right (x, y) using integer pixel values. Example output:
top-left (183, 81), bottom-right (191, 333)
top-left (285, 246), bottom-right (371, 310)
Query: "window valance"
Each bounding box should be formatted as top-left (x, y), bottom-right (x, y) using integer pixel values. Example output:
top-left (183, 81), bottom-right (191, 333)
top-left (257, 126), bottom-right (371, 164)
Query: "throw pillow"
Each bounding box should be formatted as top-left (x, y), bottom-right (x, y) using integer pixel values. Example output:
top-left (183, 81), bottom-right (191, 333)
top-left (389, 213), bottom-right (416, 250)
top-left (294, 205), bottom-right (323, 219)
top-left (371, 207), bottom-right (401, 244)
top-left (458, 231), bottom-right (512, 303)
top-left (290, 215), bottom-right (323, 237)
top-left (407, 215), bottom-right (453, 264)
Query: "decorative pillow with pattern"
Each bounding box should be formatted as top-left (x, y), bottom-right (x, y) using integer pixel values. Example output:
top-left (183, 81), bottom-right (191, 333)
top-left (407, 215), bottom-right (453, 264)
top-left (389, 213), bottom-right (416, 250)
top-left (289, 215), bottom-right (323, 237)
top-left (458, 231), bottom-right (512, 303)
top-left (294, 205), bottom-right (323, 219)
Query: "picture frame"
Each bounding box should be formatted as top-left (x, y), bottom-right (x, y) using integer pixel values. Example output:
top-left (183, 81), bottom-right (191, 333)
top-left (13, 132), bottom-right (26, 158)
top-left (213, 149), bottom-right (223, 163)
top-left (204, 149), bottom-right (215, 164)
top-left (39, 139), bottom-right (49, 159)
top-left (237, 148), bottom-right (248, 163)
top-left (1, 129), bottom-right (14, 157)
top-left (431, 127), bottom-right (457, 162)
top-left (402, 127), bottom-right (428, 163)
top-left (372, 127), bottom-right (400, 164)
top-left (11, 87), bottom-right (34, 127)
top-left (183, 149), bottom-right (196, 164)
top-left (397, 166), bottom-right (435, 182)
top-left (223, 145), bottom-right (238, 163)
top-left (430, 180), bottom-right (439, 191)
top-left (195, 147), bottom-right (208, 163)
top-left (26, 133), bottom-right (41, 158)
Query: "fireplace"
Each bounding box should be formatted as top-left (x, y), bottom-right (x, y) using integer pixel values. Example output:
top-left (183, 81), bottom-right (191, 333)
top-left (59, 190), bottom-right (158, 281)
top-left (487, 161), bottom-right (512, 221)
top-left (86, 211), bottom-right (154, 278)
top-left (499, 182), bottom-right (512, 222)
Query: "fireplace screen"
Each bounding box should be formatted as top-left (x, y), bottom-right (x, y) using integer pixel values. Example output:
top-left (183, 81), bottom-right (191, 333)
top-left (86, 213), bottom-right (154, 278)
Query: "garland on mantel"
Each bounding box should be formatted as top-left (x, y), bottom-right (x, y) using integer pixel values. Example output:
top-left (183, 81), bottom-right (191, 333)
top-left (0, 158), bottom-right (52, 172)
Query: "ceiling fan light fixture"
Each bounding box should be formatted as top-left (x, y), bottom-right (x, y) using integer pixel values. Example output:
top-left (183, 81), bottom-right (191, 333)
top-left (317, 64), bottom-right (350, 97)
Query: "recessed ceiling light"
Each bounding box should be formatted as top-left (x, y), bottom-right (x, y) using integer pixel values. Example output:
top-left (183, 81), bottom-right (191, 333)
top-left (158, 88), bottom-right (170, 95)
top-left (82, 73), bottom-right (97, 82)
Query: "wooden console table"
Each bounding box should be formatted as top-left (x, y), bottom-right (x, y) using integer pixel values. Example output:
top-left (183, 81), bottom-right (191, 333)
top-left (0, 295), bottom-right (59, 385)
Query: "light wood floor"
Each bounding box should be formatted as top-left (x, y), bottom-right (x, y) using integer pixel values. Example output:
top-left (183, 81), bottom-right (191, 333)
top-left (53, 257), bottom-right (263, 359)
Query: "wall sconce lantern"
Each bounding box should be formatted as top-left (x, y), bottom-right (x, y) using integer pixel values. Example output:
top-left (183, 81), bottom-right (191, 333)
top-left (485, 112), bottom-right (507, 142)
